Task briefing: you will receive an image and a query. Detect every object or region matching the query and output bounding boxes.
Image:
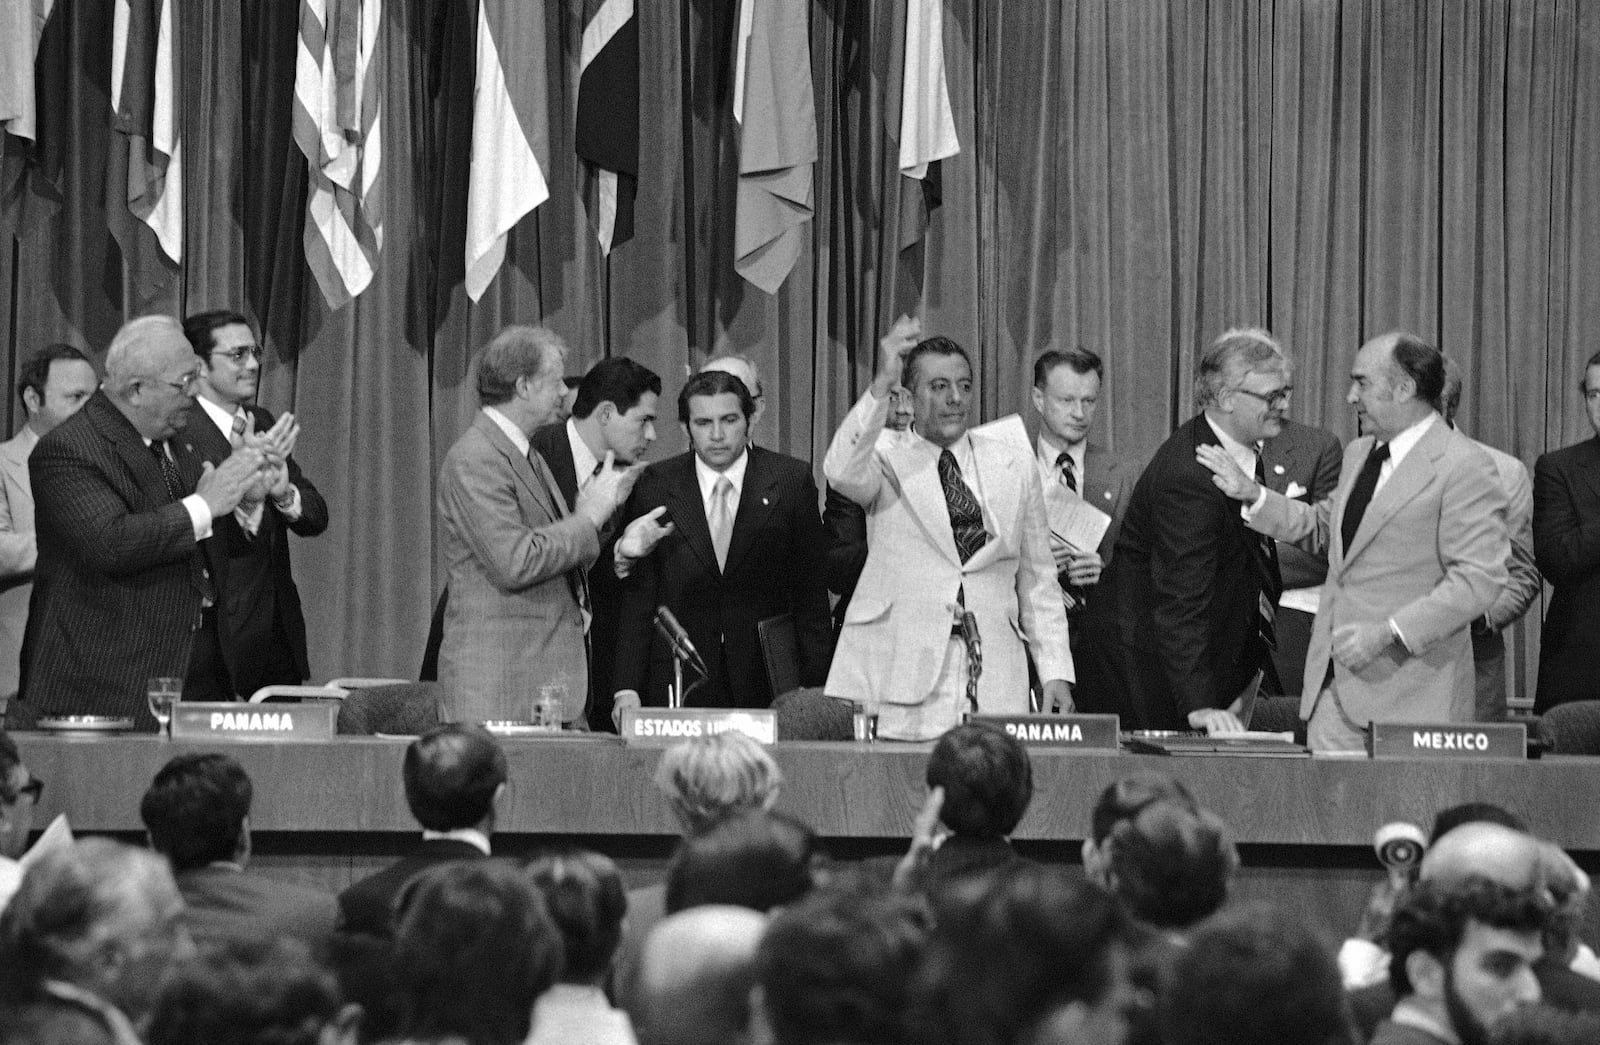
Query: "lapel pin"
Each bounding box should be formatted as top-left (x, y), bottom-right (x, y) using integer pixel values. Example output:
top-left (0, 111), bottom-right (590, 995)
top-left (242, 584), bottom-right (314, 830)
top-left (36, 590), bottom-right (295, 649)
top-left (1273, 464), bottom-right (1285, 475)
top-left (762, 496), bottom-right (771, 506)
top-left (1103, 491), bottom-right (1111, 500)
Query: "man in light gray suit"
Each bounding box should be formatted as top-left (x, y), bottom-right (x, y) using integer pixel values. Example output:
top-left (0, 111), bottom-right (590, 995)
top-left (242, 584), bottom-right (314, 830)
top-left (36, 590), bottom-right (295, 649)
top-left (1197, 332), bottom-right (1507, 751)
top-left (0, 345), bottom-right (97, 702)
top-left (436, 327), bottom-right (640, 725)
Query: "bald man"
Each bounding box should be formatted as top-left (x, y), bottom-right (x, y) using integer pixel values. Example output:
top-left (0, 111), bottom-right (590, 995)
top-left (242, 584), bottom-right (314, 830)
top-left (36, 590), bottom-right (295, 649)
top-left (628, 905), bottom-right (766, 1045)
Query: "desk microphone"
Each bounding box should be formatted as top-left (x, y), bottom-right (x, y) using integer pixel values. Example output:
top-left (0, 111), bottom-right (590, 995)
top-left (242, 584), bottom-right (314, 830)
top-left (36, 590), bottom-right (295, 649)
top-left (654, 606), bottom-right (709, 677)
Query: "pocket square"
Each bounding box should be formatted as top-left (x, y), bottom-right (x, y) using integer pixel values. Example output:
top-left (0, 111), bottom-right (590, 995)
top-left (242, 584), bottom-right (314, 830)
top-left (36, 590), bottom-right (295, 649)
top-left (1284, 481), bottom-right (1307, 499)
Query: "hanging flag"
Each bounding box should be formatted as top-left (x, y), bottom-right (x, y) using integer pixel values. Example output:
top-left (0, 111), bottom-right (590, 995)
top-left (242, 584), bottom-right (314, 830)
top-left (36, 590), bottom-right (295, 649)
top-left (897, 0), bottom-right (958, 250)
top-left (293, 0), bottom-right (384, 309)
top-left (732, 0), bottom-right (816, 295)
top-left (576, 0), bottom-right (638, 256)
top-left (111, 0), bottom-right (182, 264)
top-left (464, 0), bottom-right (550, 302)
top-left (1, 0), bottom-right (55, 145)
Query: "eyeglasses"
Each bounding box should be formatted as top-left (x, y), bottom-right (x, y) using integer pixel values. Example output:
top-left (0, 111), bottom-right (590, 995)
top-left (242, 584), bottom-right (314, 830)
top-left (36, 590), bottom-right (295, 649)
top-left (211, 345), bottom-right (263, 365)
top-left (5, 775), bottom-right (42, 805)
top-left (1231, 385), bottom-right (1294, 409)
top-left (154, 372), bottom-right (201, 395)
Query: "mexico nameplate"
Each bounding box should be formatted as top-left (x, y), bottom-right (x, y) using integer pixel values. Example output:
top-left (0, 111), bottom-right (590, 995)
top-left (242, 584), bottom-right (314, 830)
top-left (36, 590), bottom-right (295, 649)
top-left (1368, 722), bottom-right (1526, 760)
top-left (619, 708), bottom-right (777, 746)
top-left (170, 702), bottom-right (337, 742)
top-left (967, 714), bottom-right (1121, 750)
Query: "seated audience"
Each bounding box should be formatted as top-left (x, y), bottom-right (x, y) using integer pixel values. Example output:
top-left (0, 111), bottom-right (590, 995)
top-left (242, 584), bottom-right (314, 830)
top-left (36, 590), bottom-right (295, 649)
top-left (1158, 905), bottom-right (1349, 1045)
top-left (526, 851), bottom-right (637, 1045)
top-left (631, 905), bottom-right (767, 1045)
top-left (387, 861), bottom-right (563, 1045)
top-left (0, 729), bottom-right (40, 908)
top-left (752, 885), bottom-right (930, 1045)
top-left (140, 752), bottom-right (336, 949)
top-left (145, 937), bottom-right (358, 1045)
top-left (664, 810), bottom-right (820, 915)
top-left (0, 838), bottom-right (192, 1042)
top-left (338, 724), bottom-right (505, 936)
top-left (910, 723), bottom-right (1031, 894)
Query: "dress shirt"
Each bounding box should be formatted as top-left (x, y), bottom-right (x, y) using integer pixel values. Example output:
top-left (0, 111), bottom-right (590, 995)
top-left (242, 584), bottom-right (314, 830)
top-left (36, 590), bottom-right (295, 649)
top-left (420, 826), bottom-right (492, 856)
top-left (142, 436), bottom-right (213, 542)
top-left (528, 983), bottom-right (638, 1045)
top-left (483, 406), bottom-right (530, 459)
top-left (1204, 414), bottom-right (1261, 478)
top-left (1374, 413), bottom-right (1437, 495)
top-left (694, 448), bottom-right (749, 520)
top-left (566, 418), bottom-right (600, 490)
top-left (197, 395), bottom-right (293, 532)
top-left (1036, 434), bottom-right (1085, 489)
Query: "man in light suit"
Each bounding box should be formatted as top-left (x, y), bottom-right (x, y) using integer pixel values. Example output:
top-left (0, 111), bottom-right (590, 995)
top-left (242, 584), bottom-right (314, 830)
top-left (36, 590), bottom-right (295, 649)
top-left (824, 385), bottom-right (913, 631)
top-left (823, 319), bottom-right (1072, 741)
top-left (0, 345), bottom-right (97, 703)
top-left (435, 327), bottom-right (639, 725)
top-left (1198, 332), bottom-right (1508, 751)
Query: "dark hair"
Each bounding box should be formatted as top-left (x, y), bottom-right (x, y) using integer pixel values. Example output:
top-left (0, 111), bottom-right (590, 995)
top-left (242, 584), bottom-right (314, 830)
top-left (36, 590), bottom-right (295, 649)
top-left (140, 754), bottom-right (252, 873)
top-left (145, 937), bottom-right (343, 1045)
top-left (475, 326), bottom-right (565, 407)
top-left (925, 724), bottom-right (1033, 839)
top-left (525, 850), bottom-right (628, 983)
top-left (1032, 347), bottom-right (1103, 388)
top-left (677, 369), bottom-right (755, 424)
top-left (571, 357), bottom-right (662, 420)
top-left (1577, 352), bottom-right (1600, 394)
top-left (1102, 800), bottom-right (1237, 928)
top-left (182, 310), bottom-right (254, 359)
top-left (902, 337), bottom-right (971, 392)
top-left (1089, 773), bottom-right (1198, 845)
top-left (1429, 802), bottom-right (1528, 847)
top-left (17, 344), bottom-right (93, 412)
top-left (0, 731), bottom-right (19, 804)
top-left (1388, 333), bottom-right (1446, 411)
top-left (665, 810), bottom-right (818, 914)
top-left (1159, 905), bottom-right (1348, 1045)
top-left (910, 864), bottom-right (1129, 1045)
top-left (1387, 877), bottom-right (1554, 998)
top-left (392, 862), bottom-right (563, 1045)
top-left (757, 885), bottom-right (931, 1045)
top-left (402, 725), bottom-right (507, 832)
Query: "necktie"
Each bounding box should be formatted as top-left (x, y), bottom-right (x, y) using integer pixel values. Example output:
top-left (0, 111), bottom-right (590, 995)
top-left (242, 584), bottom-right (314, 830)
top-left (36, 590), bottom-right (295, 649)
top-left (151, 441), bottom-right (183, 500)
top-left (710, 476), bottom-right (734, 570)
top-left (938, 449), bottom-right (988, 564)
top-left (1340, 442), bottom-right (1391, 554)
top-left (230, 412), bottom-right (247, 450)
top-left (1055, 452), bottom-right (1077, 493)
top-left (1252, 453), bottom-right (1279, 650)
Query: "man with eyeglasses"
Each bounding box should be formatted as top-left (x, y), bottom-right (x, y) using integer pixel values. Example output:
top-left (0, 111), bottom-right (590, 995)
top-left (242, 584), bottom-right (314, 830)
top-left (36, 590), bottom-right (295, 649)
top-left (21, 315), bottom-right (266, 726)
top-left (1077, 328), bottom-right (1289, 733)
top-left (180, 311), bottom-right (328, 699)
top-left (0, 728), bottom-right (41, 907)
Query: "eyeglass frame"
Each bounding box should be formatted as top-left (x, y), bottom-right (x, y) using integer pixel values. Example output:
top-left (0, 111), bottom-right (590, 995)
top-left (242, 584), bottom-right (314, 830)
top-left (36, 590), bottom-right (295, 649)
top-left (142, 371), bottom-right (201, 396)
top-left (1229, 384), bottom-right (1294, 409)
top-left (4, 775), bottom-right (42, 805)
top-left (210, 344), bottom-right (263, 365)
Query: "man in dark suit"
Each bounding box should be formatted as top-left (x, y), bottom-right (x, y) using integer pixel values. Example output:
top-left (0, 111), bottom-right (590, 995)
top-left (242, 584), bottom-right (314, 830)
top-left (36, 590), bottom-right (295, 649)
top-left (337, 724), bottom-right (503, 936)
top-left (140, 751), bottom-right (336, 949)
top-left (1078, 328), bottom-right (1288, 731)
top-left (1533, 352), bottom-right (1600, 713)
top-left (612, 369), bottom-right (831, 709)
top-left (181, 311), bottom-right (328, 699)
top-left (21, 315), bottom-right (264, 726)
top-left (529, 356), bottom-right (661, 731)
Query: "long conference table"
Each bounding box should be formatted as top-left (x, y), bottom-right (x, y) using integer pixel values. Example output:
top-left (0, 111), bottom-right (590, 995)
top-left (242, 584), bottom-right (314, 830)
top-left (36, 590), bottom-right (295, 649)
top-left (17, 735), bottom-right (1600, 942)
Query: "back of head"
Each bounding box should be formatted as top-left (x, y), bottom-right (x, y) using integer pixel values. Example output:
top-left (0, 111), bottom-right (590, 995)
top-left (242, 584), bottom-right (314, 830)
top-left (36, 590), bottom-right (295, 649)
top-left (700, 354), bottom-right (762, 399)
top-left (1387, 876), bottom-right (1554, 999)
top-left (756, 885), bottom-right (931, 1045)
top-left (926, 724), bottom-right (1033, 839)
top-left (145, 937), bottom-right (344, 1045)
top-left (665, 810), bottom-right (818, 915)
top-left (1388, 332), bottom-right (1447, 412)
top-left (1429, 803), bottom-right (1528, 847)
top-left (1159, 905), bottom-right (1347, 1045)
top-left (526, 849), bottom-right (628, 984)
top-left (391, 860), bottom-right (563, 1045)
top-left (1089, 773), bottom-right (1199, 846)
top-left (140, 753), bottom-right (253, 872)
top-left (635, 905), bottom-right (767, 1045)
top-left (1420, 822), bottom-right (1543, 890)
top-left (402, 724), bottom-right (507, 832)
top-left (654, 731), bottom-right (782, 835)
top-left (104, 315), bottom-right (185, 391)
top-left (911, 864), bottom-right (1129, 1045)
top-left (1101, 799), bottom-right (1238, 929)
top-left (572, 356), bottom-right (662, 420)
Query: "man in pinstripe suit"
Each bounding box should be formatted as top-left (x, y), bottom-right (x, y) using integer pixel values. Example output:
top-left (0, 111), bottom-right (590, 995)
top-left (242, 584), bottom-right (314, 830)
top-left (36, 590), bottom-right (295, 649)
top-left (20, 316), bottom-right (265, 728)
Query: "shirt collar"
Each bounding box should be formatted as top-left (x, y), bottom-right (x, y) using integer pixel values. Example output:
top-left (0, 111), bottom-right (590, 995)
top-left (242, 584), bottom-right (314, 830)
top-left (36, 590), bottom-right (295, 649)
top-left (695, 447), bottom-right (749, 502)
top-left (15, 426), bottom-right (39, 453)
top-left (482, 406), bottom-right (530, 459)
top-left (917, 428), bottom-right (975, 474)
top-left (1383, 412), bottom-right (1438, 470)
top-left (1036, 433), bottom-right (1086, 477)
top-left (421, 827), bottom-right (492, 856)
top-left (1204, 413), bottom-right (1260, 475)
top-left (197, 394), bottom-right (243, 438)
top-left (42, 981), bottom-right (143, 1045)
top-left (566, 418), bottom-right (600, 483)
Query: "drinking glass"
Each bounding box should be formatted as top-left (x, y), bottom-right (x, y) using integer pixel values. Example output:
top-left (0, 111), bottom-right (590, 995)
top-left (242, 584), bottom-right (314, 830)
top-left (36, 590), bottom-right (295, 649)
top-left (147, 677), bottom-right (182, 737)
top-left (533, 684), bottom-right (567, 732)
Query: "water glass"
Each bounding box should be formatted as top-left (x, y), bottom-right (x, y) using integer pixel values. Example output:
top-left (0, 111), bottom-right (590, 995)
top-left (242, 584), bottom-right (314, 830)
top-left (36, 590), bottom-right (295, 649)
top-left (147, 677), bottom-right (182, 737)
top-left (533, 684), bottom-right (567, 732)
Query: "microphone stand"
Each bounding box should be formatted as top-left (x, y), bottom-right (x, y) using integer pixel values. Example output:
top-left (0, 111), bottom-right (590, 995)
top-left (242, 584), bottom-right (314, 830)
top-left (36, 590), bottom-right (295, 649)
top-left (656, 619), bottom-right (708, 709)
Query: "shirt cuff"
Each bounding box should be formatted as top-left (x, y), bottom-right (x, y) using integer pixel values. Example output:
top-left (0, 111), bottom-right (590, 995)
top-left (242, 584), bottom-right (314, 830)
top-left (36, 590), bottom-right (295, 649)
top-left (183, 494), bottom-right (213, 542)
top-left (1388, 617), bottom-right (1411, 654)
top-left (272, 485), bottom-right (303, 521)
top-left (1240, 485), bottom-right (1270, 521)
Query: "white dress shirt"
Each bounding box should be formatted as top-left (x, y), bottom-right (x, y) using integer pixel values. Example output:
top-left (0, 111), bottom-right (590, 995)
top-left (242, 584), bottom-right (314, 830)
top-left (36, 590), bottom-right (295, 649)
top-left (1036, 434), bottom-right (1085, 490)
top-left (483, 406), bottom-right (531, 458)
top-left (420, 826), bottom-right (492, 856)
top-left (566, 418), bottom-right (600, 490)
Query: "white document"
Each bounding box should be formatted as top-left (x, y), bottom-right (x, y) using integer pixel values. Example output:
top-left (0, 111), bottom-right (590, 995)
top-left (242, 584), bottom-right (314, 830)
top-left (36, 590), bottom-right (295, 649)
top-left (973, 414), bottom-right (1112, 553)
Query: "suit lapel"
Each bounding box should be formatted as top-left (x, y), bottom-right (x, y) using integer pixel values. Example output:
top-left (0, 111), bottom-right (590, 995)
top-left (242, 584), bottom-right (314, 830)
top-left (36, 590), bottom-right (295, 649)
top-left (1342, 423), bottom-right (1443, 567)
top-left (92, 394), bottom-right (175, 508)
top-left (667, 455), bottom-right (721, 577)
top-left (478, 414), bottom-right (557, 521)
top-left (893, 439), bottom-right (963, 569)
top-left (724, 449), bottom-right (779, 577)
top-left (962, 438), bottom-right (1017, 569)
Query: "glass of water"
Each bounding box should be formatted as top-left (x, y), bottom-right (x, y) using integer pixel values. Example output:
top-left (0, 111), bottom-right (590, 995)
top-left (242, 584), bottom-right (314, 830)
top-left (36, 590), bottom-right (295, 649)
top-left (147, 676), bottom-right (182, 737)
top-left (533, 684), bottom-right (567, 732)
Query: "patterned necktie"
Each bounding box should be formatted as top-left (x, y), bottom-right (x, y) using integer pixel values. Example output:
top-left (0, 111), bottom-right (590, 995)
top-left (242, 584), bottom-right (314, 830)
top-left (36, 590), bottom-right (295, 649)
top-left (151, 441), bottom-right (183, 500)
top-left (230, 412), bottom-right (247, 450)
top-left (938, 449), bottom-right (988, 564)
top-left (1341, 442), bottom-right (1391, 554)
top-left (1252, 453), bottom-right (1279, 651)
top-left (709, 476), bottom-right (734, 570)
top-left (1055, 452), bottom-right (1077, 493)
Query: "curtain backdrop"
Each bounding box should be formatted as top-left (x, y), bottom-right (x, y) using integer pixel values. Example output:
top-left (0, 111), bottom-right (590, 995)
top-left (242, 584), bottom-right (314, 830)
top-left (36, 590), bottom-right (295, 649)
top-left (3, 0), bottom-right (1596, 700)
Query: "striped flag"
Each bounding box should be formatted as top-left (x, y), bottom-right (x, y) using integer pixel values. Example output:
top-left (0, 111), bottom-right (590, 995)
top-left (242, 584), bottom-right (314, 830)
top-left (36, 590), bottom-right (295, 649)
top-left (1, 0), bottom-right (55, 145)
top-left (897, 0), bottom-right (958, 249)
top-left (465, 0), bottom-right (549, 301)
top-left (111, 0), bottom-right (182, 264)
top-left (732, 0), bottom-right (816, 295)
top-left (293, 0), bottom-right (384, 309)
top-left (576, 0), bottom-right (638, 256)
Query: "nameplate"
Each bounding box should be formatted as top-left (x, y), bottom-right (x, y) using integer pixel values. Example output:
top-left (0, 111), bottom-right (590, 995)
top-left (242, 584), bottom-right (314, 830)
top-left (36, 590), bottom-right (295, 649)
top-left (170, 702), bottom-right (337, 742)
top-left (967, 714), bottom-right (1121, 749)
top-left (1368, 722), bottom-right (1526, 760)
top-left (619, 708), bottom-right (777, 746)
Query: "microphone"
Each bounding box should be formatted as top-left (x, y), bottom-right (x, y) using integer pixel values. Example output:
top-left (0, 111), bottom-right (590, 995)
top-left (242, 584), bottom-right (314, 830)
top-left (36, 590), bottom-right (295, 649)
top-left (654, 606), bottom-right (709, 677)
top-left (1374, 822), bottom-right (1427, 884)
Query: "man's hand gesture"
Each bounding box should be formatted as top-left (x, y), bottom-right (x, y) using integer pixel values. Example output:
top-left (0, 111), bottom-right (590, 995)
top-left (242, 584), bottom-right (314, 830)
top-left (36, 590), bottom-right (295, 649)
top-left (872, 315), bottom-right (922, 398)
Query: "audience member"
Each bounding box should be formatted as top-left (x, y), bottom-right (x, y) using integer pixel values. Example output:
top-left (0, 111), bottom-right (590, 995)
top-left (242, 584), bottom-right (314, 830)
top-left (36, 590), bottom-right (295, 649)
top-left (525, 851), bottom-right (637, 1045)
top-left (0, 728), bottom-right (40, 907)
top-left (908, 723), bottom-right (1031, 893)
top-left (145, 937), bottom-right (358, 1045)
top-left (1159, 905), bottom-right (1349, 1045)
top-left (1488, 1005), bottom-right (1600, 1045)
top-left (388, 861), bottom-right (563, 1045)
top-left (630, 905), bottom-right (766, 1045)
top-left (337, 724), bottom-right (505, 936)
top-left (140, 752), bottom-right (336, 949)
top-left (752, 885), bottom-right (930, 1045)
top-left (664, 809), bottom-right (819, 915)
